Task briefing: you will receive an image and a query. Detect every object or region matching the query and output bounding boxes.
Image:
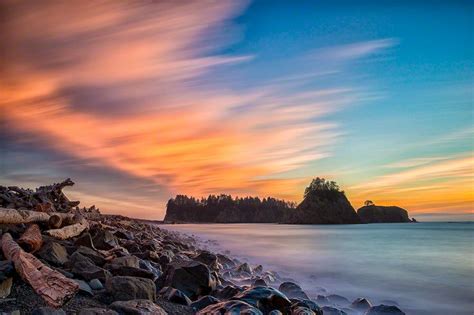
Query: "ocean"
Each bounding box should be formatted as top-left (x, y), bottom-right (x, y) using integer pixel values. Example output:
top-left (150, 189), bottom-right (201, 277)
top-left (161, 222), bottom-right (474, 315)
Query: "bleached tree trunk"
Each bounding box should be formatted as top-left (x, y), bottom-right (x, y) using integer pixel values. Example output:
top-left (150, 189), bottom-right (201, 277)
top-left (18, 224), bottom-right (43, 253)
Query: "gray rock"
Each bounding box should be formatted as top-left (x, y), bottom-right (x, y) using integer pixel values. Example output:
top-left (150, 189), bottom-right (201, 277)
top-left (31, 307), bottom-right (66, 315)
top-left (37, 242), bottom-right (68, 266)
top-left (232, 286), bottom-right (292, 313)
top-left (74, 246), bottom-right (106, 266)
top-left (89, 278), bottom-right (104, 290)
top-left (108, 255), bottom-right (140, 268)
top-left (74, 279), bottom-right (93, 296)
top-left (78, 308), bottom-right (118, 315)
top-left (69, 252), bottom-right (111, 282)
top-left (106, 276), bottom-right (156, 301)
top-left (158, 286), bottom-right (191, 306)
top-left (350, 298), bottom-right (372, 312)
top-left (109, 299), bottom-right (167, 315)
top-left (291, 306), bottom-right (317, 315)
top-left (291, 300), bottom-right (322, 315)
top-left (327, 294), bottom-right (350, 306)
top-left (321, 306), bottom-right (347, 315)
top-left (279, 282), bottom-right (309, 300)
top-left (190, 295), bottom-right (220, 311)
top-left (105, 264), bottom-right (155, 280)
top-left (138, 259), bottom-right (162, 280)
top-left (252, 278), bottom-right (267, 287)
top-left (236, 262), bottom-right (252, 274)
top-left (197, 300), bottom-right (262, 315)
top-left (365, 305), bottom-right (405, 315)
top-left (91, 229), bottom-right (119, 250)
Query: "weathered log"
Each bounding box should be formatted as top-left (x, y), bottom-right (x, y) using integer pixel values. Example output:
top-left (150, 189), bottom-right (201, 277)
top-left (45, 215), bottom-right (89, 240)
top-left (18, 224), bottom-right (43, 253)
top-left (48, 214), bottom-right (63, 229)
top-left (1, 233), bottom-right (79, 307)
top-left (0, 208), bottom-right (50, 224)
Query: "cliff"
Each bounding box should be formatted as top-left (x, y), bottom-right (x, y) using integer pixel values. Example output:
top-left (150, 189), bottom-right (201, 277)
top-left (357, 205), bottom-right (411, 223)
top-left (284, 190), bottom-right (361, 224)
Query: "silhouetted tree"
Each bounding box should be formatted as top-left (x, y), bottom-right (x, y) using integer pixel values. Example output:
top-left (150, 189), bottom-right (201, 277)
top-left (364, 200), bottom-right (375, 207)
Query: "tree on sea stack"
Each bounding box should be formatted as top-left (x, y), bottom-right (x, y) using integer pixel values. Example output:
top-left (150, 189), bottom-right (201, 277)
top-left (364, 200), bottom-right (375, 207)
top-left (284, 177), bottom-right (361, 224)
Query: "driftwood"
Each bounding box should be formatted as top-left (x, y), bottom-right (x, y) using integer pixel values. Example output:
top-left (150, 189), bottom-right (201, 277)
top-left (45, 215), bottom-right (89, 240)
top-left (0, 179), bottom-right (80, 213)
top-left (18, 224), bottom-right (43, 253)
top-left (0, 208), bottom-right (51, 224)
top-left (1, 233), bottom-right (79, 307)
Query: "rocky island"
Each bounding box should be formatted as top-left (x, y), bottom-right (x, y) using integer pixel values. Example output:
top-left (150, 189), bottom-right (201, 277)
top-left (165, 178), bottom-right (414, 225)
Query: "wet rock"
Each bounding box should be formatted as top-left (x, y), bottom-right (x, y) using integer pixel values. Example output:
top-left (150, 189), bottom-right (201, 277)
top-left (269, 311), bottom-right (283, 315)
top-left (78, 308), bottom-right (118, 315)
top-left (108, 255), bottom-right (139, 268)
top-left (279, 282), bottom-right (309, 300)
top-left (158, 286), bottom-right (192, 306)
top-left (73, 279), bottom-right (94, 296)
top-left (31, 307), bottom-right (66, 315)
top-left (91, 229), bottom-right (119, 250)
top-left (74, 246), bottom-right (107, 266)
top-left (105, 264), bottom-right (155, 280)
top-left (291, 306), bottom-right (317, 315)
top-left (109, 299), bottom-right (167, 315)
top-left (315, 295), bottom-right (330, 305)
top-left (197, 300), bottom-right (263, 315)
top-left (89, 279), bottom-right (104, 290)
top-left (106, 276), bottom-right (156, 301)
top-left (193, 251), bottom-right (219, 270)
top-left (69, 252), bottom-right (111, 282)
top-left (237, 262), bottom-right (252, 274)
top-left (365, 305), bottom-right (405, 315)
top-left (327, 294), bottom-right (350, 306)
top-left (37, 242), bottom-right (69, 266)
top-left (254, 264), bottom-right (263, 274)
top-left (0, 261), bottom-right (14, 298)
top-left (162, 260), bottom-right (217, 299)
top-left (216, 254), bottom-right (236, 269)
top-left (138, 259), bottom-right (162, 280)
top-left (321, 306), bottom-right (347, 315)
top-left (252, 278), bottom-right (267, 287)
top-left (213, 284), bottom-right (243, 299)
top-left (113, 229), bottom-right (133, 240)
top-left (232, 286), bottom-right (292, 313)
top-left (0, 277), bottom-right (12, 298)
top-left (350, 298), bottom-right (372, 312)
top-left (292, 300), bottom-right (323, 315)
top-left (190, 295), bottom-right (220, 311)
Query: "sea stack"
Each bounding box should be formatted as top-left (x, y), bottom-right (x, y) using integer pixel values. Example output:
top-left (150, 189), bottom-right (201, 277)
top-left (285, 178), bottom-right (361, 224)
top-left (357, 205), bottom-right (411, 223)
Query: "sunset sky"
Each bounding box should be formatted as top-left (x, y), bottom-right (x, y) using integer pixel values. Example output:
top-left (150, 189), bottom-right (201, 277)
top-left (1, 1), bottom-right (472, 220)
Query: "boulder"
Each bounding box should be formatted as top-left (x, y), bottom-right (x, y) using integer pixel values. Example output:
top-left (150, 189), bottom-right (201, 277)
top-left (365, 305), bottom-right (405, 315)
top-left (252, 278), bottom-right (267, 287)
top-left (357, 206), bottom-right (410, 223)
top-left (0, 261), bottom-right (14, 298)
top-left (31, 308), bottom-right (66, 315)
top-left (190, 295), bottom-right (220, 311)
top-left (91, 229), bottom-right (119, 250)
top-left (37, 242), bottom-right (68, 266)
top-left (78, 309), bottom-right (118, 315)
top-left (236, 262), bottom-right (252, 274)
top-left (321, 306), bottom-right (347, 315)
top-left (327, 294), bottom-right (350, 306)
top-left (158, 286), bottom-right (192, 306)
top-left (105, 264), bottom-right (155, 280)
top-left (232, 286), bottom-right (292, 313)
top-left (69, 252), bottom-right (111, 282)
top-left (73, 279), bottom-right (94, 296)
top-left (213, 284), bottom-right (243, 300)
top-left (162, 261), bottom-right (217, 299)
top-left (193, 251), bottom-right (219, 270)
top-left (279, 282), bottom-right (309, 300)
top-left (351, 298), bottom-right (372, 312)
top-left (108, 255), bottom-right (140, 268)
top-left (109, 299), bottom-right (167, 315)
top-left (138, 259), bottom-right (162, 280)
top-left (74, 246), bottom-right (106, 266)
top-left (291, 306), bottom-right (317, 315)
top-left (291, 300), bottom-right (322, 315)
top-left (197, 300), bottom-right (263, 315)
top-left (106, 276), bottom-right (156, 301)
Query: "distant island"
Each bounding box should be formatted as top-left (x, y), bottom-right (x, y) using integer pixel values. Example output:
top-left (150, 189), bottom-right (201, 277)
top-left (164, 178), bottom-right (416, 224)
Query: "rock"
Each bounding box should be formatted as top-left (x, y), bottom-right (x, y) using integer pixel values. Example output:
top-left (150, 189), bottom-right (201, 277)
top-left (190, 295), bottom-right (220, 311)
top-left (365, 305), bottom-right (405, 315)
top-left (31, 307), bottom-right (66, 315)
top-left (269, 311), bottom-right (283, 315)
top-left (327, 294), bottom-right (350, 306)
top-left (162, 261), bottom-right (217, 299)
top-left (351, 298), bottom-right (372, 312)
top-left (232, 286), bottom-right (292, 313)
top-left (0, 277), bottom-right (12, 298)
top-left (252, 278), bottom-right (267, 287)
top-left (254, 264), bottom-right (263, 274)
top-left (279, 282), bottom-right (309, 300)
top-left (357, 206), bottom-right (411, 223)
top-left (108, 255), bottom-right (140, 268)
top-left (113, 229), bottom-right (133, 240)
top-left (321, 306), bottom-right (347, 315)
top-left (73, 279), bottom-right (94, 296)
top-left (315, 295), bottom-right (330, 305)
top-left (69, 252), bottom-right (111, 282)
top-left (193, 251), bottom-right (219, 270)
top-left (78, 308), bottom-right (118, 315)
top-left (216, 254), bottom-right (236, 269)
top-left (197, 300), bottom-right (263, 315)
top-left (158, 286), bottom-right (192, 306)
top-left (37, 242), bottom-right (69, 266)
top-left (91, 229), bottom-right (119, 250)
top-left (75, 233), bottom-right (96, 249)
top-left (138, 259), bottom-right (162, 280)
top-left (106, 276), bottom-right (156, 301)
top-left (89, 278), bottom-right (104, 290)
top-left (213, 284), bottom-right (243, 299)
top-left (74, 246), bottom-right (107, 266)
top-left (105, 264), bottom-right (155, 280)
top-left (109, 299), bottom-right (167, 315)
top-left (292, 300), bottom-right (323, 315)
top-left (237, 262), bottom-right (252, 274)
top-left (291, 306), bottom-right (317, 315)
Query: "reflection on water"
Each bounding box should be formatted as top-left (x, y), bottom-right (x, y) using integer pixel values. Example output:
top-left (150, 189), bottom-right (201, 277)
top-left (162, 222), bottom-right (474, 315)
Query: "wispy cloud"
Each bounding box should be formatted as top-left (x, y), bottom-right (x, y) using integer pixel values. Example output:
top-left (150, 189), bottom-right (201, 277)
top-left (313, 38), bottom-right (398, 61)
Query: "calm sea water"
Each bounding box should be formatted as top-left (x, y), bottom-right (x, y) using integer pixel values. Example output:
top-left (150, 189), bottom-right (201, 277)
top-left (162, 222), bottom-right (474, 315)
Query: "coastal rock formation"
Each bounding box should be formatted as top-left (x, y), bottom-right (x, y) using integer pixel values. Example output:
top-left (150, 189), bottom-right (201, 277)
top-left (285, 178), bottom-right (361, 224)
top-left (357, 205), bottom-right (411, 223)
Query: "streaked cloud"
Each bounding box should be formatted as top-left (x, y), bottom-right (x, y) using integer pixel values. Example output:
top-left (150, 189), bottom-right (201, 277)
top-left (313, 38), bottom-right (398, 61)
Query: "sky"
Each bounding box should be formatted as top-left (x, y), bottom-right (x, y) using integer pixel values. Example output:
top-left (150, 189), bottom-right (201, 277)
top-left (1, 0), bottom-right (473, 221)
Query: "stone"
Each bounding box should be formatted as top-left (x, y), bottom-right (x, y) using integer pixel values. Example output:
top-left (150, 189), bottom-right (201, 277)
top-left (0, 277), bottom-right (12, 298)
top-left (78, 309), bottom-right (118, 315)
top-left (138, 259), bottom-right (162, 280)
top-left (315, 295), bottom-right (330, 305)
top-left (212, 285), bottom-right (243, 299)
top-left (158, 286), bottom-right (192, 306)
top-left (106, 276), bottom-right (156, 301)
top-left (109, 299), bottom-right (167, 315)
top-left (269, 311), bottom-right (283, 315)
top-left (74, 279), bottom-right (94, 296)
top-left (327, 294), bottom-right (350, 306)
top-left (365, 305), bottom-right (405, 315)
top-left (193, 251), bottom-right (219, 270)
top-left (74, 233), bottom-right (96, 249)
top-left (91, 229), bottom-right (119, 250)
top-left (108, 255), bottom-right (140, 268)
top-left (279, 282), bottom-right (309, 300)
top-left (291, 306), bottom-right (317, 315)
top-left (190, 295), bottom-right (220, 311)
top-left (69, 252), bottom-right (111, 282)
top-left (104, 264), bottom-right (155, 280)
top-left (162, 261), bottom-right (217, 300)
top-left (0, 261), bottom-right (14, 282)
top-left (236, 262), bottom-right (252, 274)
top-left (321, 306), bottom-right (347, 315)
top-left (89, 278), bottom-right (104, 290)
top-left (350, 298), bottom-right (372, 312)
top-left (292, 300), bottom-right (323, 315)
top-left (254, 264), bottom-right (263, 274)
top-left (252, 278), bottom-right (267, 287)
top-left (74, 246), bottom-right (106, 266)
top-left (31, 307), bottom-right (66, 315)
top-left (232, 286), bottom-right (292, 313)
top-left (197, 300), bottom-right (263, 315)
top-left (37, 242), bottom-right (69, 266)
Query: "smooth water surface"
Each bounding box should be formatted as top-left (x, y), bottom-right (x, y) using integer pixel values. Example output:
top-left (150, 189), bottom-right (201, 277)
top-left (162, 222), bottom-right (474, 315)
